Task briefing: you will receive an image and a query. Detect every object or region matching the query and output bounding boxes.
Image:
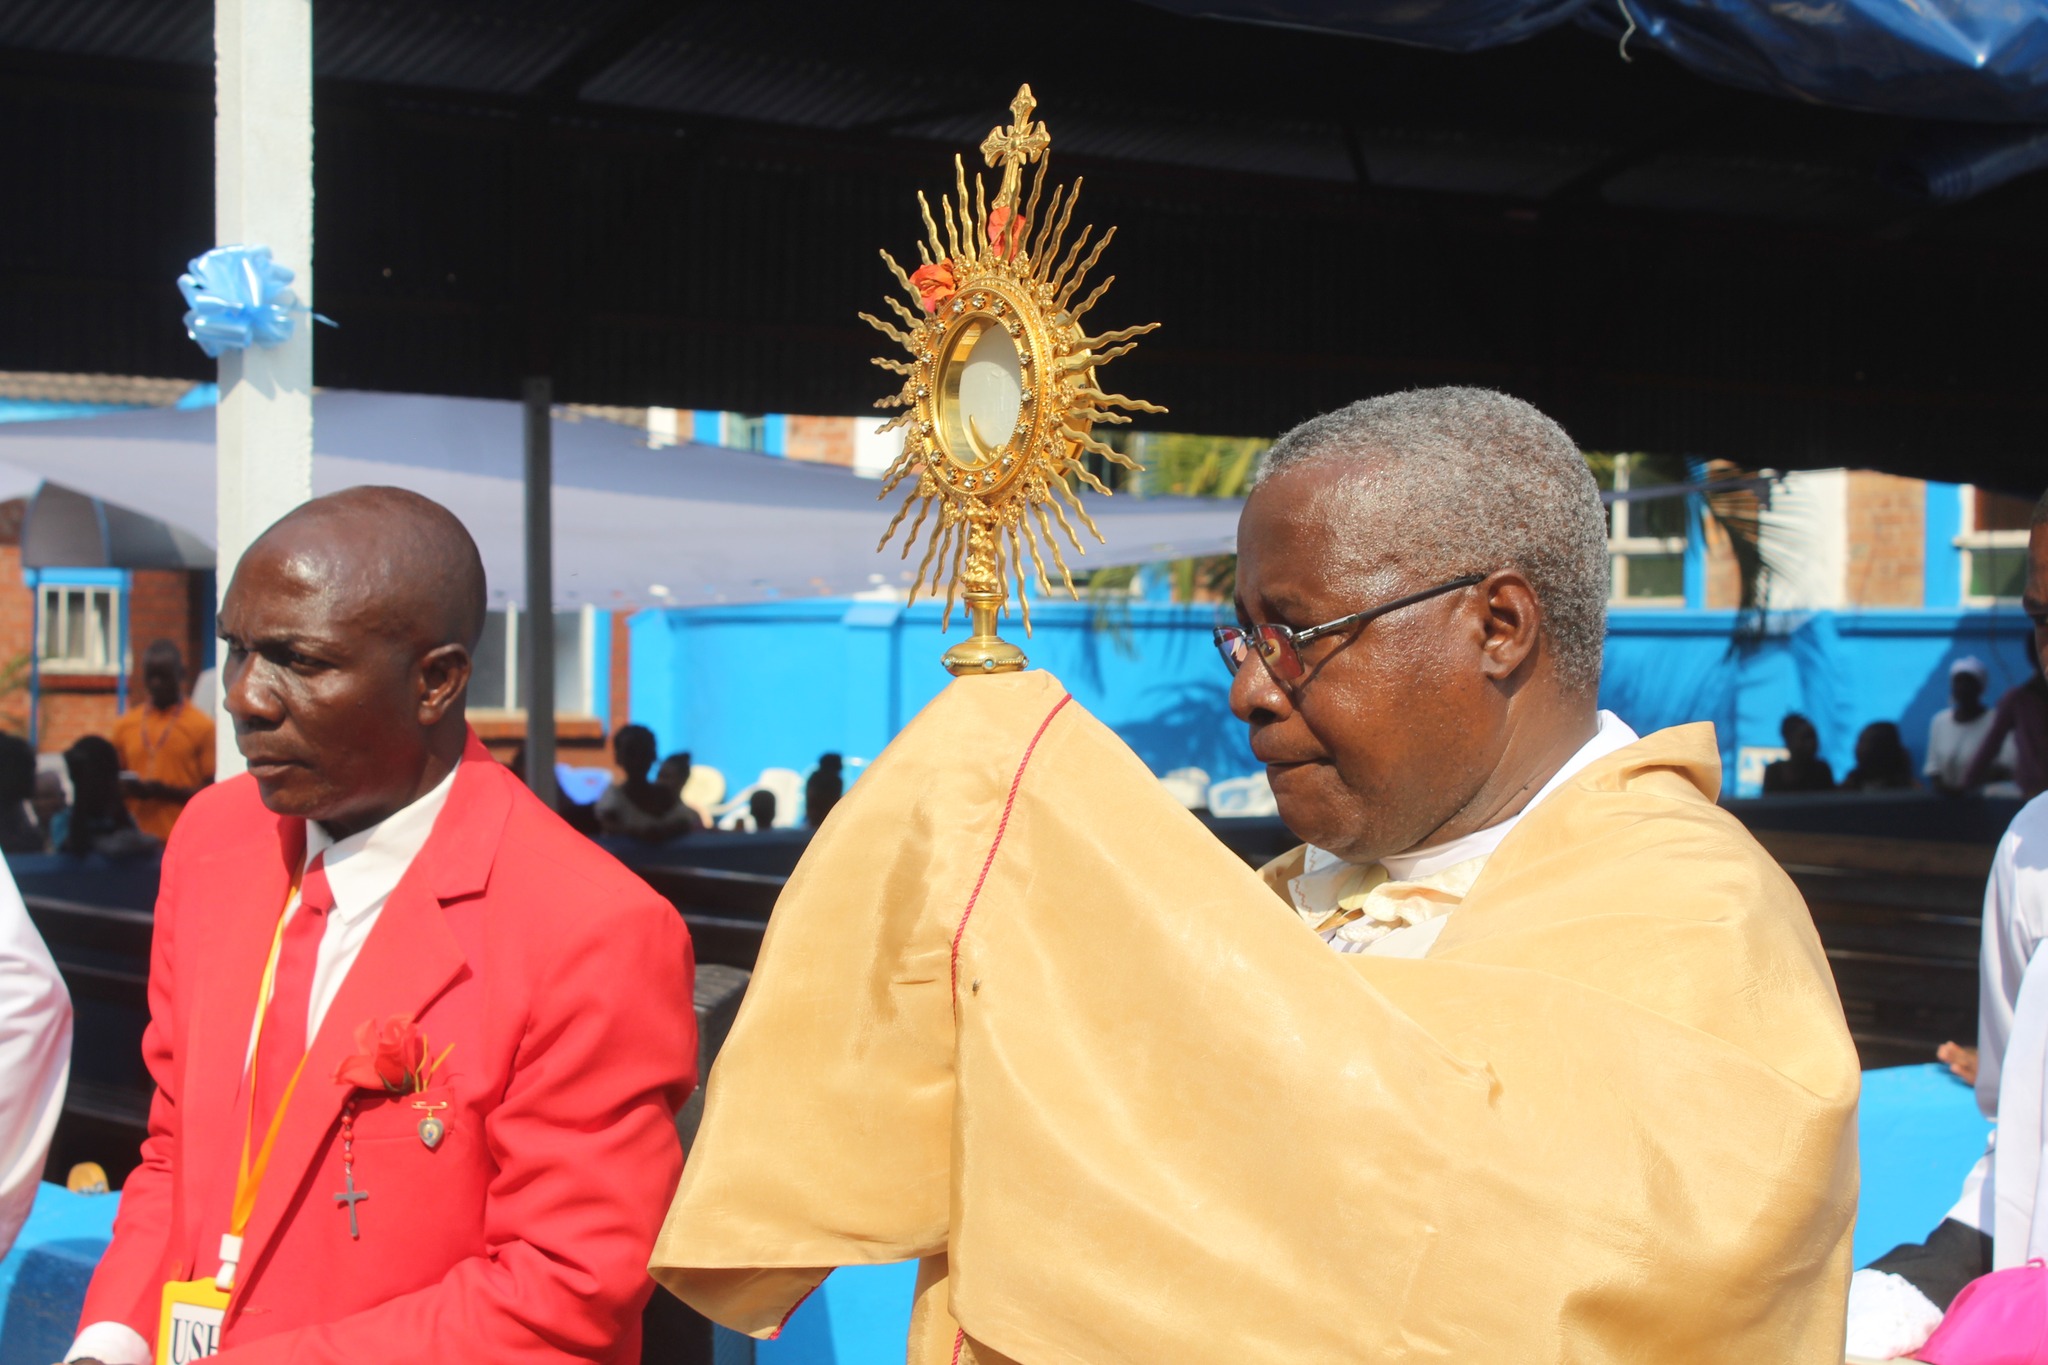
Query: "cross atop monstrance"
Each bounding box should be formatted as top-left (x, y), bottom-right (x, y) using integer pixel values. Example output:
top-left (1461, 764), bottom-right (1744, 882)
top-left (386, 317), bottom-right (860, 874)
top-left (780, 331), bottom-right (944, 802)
top-left (980, 84), bottom-right (1050, 212)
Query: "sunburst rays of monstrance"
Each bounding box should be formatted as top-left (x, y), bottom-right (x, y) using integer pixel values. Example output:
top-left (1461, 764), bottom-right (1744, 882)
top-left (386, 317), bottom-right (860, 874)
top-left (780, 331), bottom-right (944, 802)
top-left (863, 84), bottom-right (1164, 676)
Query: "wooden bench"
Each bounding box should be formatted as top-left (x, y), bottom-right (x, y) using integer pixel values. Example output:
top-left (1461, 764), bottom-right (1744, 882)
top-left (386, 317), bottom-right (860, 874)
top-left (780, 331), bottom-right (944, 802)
top-left (1751, 830), bottom-right (1989, 1070)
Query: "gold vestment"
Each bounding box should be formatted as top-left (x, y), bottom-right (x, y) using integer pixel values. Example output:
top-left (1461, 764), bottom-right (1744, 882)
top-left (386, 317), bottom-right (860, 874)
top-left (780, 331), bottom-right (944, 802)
top-left (652, 671), bottom-right (1858, 1363)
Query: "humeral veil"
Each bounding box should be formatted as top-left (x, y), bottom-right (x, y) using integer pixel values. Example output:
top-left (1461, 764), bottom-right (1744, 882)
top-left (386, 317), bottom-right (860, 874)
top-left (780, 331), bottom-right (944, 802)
top-left (650, 671), bottom-right (1858, 1362)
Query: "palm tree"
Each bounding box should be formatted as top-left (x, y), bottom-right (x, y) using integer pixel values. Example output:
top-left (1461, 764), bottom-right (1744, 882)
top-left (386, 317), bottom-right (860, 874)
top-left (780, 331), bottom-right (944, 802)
top-left (1086, 437), bottom-right (1778, 647)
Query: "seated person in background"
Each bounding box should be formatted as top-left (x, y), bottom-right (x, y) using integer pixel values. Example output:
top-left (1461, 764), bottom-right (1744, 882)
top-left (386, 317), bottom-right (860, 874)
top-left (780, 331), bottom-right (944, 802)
top-left (32, 769), bottom-right (66, 850)
top-left (1965, 655), bottom-right (2048, 801)
top-left (1927, 657), bottom-right (2016, 793)
top-left (804, 753), bottom-right (843, 828)
top-left (655, 754), bottom-right (707, 832)
top-left (110, 639), bottom-right (214, 839)
top-left (0, 733), bottom-right (45, 854)
top-left (1848, 491), bottom-right (2048, 1359)
top-left (503, 743), bottom-right (600, 836)
top-left (1763, 712), bottom-right (1835, 793)
top-left (60, 737), bottom-right (155, 860)
top-left (595, 724), bottom-right (696, 843)
top-left (742, 789), bottom-right (775, 833)
top-left (1842, 720), bottom-right (1917, 791)
top-left (655, 752), bottom-right (689, 801)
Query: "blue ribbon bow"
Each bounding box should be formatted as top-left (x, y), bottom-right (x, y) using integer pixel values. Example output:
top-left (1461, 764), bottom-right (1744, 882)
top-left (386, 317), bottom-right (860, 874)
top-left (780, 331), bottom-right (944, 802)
top-left (177, 244), bottom-right (335, 359)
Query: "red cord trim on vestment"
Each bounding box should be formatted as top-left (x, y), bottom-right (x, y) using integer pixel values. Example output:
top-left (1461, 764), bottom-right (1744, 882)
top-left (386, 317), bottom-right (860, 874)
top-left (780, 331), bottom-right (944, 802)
top-left (948, 691), bottom-right (1073, 1009)
top-left (765, 1273), bottom-right (828, 1339)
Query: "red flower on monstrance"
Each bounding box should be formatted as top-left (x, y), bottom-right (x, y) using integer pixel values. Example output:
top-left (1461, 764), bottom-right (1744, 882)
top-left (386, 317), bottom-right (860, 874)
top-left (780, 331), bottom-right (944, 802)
top-left (986, 205), bottom-right (1022, 260)
top-left (909, 261), bottom-right (956, 313)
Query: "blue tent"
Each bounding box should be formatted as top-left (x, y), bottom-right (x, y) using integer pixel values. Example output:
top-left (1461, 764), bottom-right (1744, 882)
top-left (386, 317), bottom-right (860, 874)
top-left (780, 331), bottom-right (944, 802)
top-left (0, 392), bottom-right (1243, 612)
top-left (1144, 1), bottom-right (2048, 123)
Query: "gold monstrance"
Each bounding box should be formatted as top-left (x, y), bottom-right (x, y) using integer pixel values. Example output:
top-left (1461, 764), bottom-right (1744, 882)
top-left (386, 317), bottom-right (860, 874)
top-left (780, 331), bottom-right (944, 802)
top-left (864, 85), bottom-right (1164, 675)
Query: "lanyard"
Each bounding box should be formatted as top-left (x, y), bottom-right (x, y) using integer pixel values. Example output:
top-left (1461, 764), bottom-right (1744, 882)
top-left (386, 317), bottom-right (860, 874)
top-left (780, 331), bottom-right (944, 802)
top-left (217, 878), bottom-right (309, 1289)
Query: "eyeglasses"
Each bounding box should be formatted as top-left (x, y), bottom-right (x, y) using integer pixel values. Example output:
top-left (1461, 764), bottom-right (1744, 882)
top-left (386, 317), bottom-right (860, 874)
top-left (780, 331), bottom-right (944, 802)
top-left (1212, 574), bottom-right (1486, 681)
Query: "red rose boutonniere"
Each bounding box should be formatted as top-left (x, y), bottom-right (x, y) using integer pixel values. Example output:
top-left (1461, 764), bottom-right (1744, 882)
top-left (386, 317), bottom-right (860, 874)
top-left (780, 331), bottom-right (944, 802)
top-left (333, 1013), bottom-right (452, 1094)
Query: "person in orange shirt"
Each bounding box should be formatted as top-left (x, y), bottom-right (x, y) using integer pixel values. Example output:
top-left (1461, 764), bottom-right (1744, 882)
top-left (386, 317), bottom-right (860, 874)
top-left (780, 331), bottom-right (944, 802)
top-left (110, 639), bottom-right (215, 840)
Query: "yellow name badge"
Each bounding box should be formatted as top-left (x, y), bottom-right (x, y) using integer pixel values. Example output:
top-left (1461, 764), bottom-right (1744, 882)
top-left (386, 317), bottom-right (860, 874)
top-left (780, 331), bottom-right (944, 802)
top-left (158, 1277), bottom-right (231, 1364)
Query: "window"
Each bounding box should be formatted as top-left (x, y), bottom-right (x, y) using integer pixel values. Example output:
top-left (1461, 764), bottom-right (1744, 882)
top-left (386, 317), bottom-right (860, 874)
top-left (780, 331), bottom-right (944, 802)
top-left (1959, 487), bottom-right (2032, 604)
top-left (468, 604), bottom-right (596, 715)
top-left (724, 414), bottom-right (768, 453)
top-left (37, 584), bottom-right (120, 673)
top-left (1591, 453), bottom-right (1688, 604)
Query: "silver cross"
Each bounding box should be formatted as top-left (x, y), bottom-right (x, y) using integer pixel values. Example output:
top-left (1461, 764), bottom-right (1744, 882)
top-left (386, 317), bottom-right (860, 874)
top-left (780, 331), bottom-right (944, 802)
top-left (333, 1168), bottom-right (368, 1239)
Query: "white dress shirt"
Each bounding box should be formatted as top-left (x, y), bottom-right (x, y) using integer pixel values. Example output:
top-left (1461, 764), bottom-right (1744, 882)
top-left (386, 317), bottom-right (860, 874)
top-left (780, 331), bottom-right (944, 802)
top-left (1289, 712), bottom-right (1641, 958)
top-left (277, 762), bottom-right (459, 1051)
top-left (68, 764), bottom-right (458, 1365)
top-left (0, 855), bottom-right (71, 1256)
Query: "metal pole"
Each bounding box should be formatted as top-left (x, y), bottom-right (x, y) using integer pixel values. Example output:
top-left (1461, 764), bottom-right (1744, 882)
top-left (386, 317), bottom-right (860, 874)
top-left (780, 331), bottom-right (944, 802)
top-left (27, 585), bottom-right (39, 748)
top-left (523, 376), bottom-right (556, 807)
top-left (214, 0), bottom-right (315, 779)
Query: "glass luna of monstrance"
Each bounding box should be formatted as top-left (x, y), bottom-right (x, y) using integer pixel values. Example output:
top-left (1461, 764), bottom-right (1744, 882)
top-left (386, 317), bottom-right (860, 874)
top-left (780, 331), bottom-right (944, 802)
top-left (937, 318), bottom-right (1024, 470)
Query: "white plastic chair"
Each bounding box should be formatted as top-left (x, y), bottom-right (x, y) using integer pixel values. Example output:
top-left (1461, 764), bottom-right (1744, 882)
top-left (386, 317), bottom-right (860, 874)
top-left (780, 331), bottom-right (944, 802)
top-left (713, 767), bottom-right (805, 830)
top-left (680, 765), bottom-right (725, 827)
top-left (1159, 767), bottom-right (1211, 810)
top-left (1206, 771), bottom-right (1277, 818)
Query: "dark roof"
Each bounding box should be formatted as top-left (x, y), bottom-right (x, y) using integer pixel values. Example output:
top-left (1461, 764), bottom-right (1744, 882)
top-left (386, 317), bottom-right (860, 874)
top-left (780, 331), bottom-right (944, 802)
top-left (2, 0), bottom-right (2043, 490)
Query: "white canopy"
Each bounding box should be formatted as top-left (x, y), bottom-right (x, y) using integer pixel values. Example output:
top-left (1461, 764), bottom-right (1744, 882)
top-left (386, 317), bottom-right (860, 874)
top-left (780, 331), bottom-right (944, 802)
top-left (0, 391), bottom-right (1244, 609)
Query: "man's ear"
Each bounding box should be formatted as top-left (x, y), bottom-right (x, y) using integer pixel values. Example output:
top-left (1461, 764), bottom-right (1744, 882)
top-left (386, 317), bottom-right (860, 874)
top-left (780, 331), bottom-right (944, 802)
top-left (1475, 571), bottom-right (1542, 681)
top-left (418, 643), bottom-right (473, 725)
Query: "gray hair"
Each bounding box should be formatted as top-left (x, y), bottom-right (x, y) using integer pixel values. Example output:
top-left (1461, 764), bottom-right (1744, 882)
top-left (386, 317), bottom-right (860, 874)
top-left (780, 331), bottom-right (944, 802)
top-left (1253, 387), bottom-right (1610, 695)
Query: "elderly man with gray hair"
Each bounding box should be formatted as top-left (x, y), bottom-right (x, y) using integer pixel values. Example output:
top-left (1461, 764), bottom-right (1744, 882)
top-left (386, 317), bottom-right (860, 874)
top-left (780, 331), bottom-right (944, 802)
top-left (653, 387), bottom-right (1861, 1363)
top-left (1229, 387), bottom-right (1629, 957)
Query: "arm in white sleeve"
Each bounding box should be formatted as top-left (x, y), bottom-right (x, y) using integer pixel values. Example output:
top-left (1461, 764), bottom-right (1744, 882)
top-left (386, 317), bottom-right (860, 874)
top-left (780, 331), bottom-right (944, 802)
top-left (66, 1320), bottom-right (152, 1364)
top-left (1980, 803), bottom-right (2048, 1118)
top-left (0, 855), bottom-right (69, 1258)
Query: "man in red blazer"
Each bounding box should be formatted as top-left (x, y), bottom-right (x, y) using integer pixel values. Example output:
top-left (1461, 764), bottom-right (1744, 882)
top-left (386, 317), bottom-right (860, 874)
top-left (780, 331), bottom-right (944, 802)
top-left (68, 487), bottom-right (697, 1364)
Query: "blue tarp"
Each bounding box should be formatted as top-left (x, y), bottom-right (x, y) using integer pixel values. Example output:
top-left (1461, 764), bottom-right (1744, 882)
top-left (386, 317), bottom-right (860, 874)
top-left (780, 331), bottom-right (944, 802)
top-left (1144, 0), bottom-right (2048, 123)
top-left (1856, 1063), bottom-right (1994, 1267)
top-left (0, 1185), bottom-right (119, 1365)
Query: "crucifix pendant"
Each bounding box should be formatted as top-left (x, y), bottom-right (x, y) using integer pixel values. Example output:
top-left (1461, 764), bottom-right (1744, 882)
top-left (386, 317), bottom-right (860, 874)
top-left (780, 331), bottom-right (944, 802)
top-left (333, 1168), bottom-right (368, 1239)
top-left (334, 1099), bottom-right (367, 1239)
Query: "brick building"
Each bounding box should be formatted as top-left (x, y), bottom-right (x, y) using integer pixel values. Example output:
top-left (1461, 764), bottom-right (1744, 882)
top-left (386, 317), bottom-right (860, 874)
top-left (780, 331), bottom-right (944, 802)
top-left (0, 502), bottom-right (211, 754)
top-left (0, 373), bottom-right (218, 754)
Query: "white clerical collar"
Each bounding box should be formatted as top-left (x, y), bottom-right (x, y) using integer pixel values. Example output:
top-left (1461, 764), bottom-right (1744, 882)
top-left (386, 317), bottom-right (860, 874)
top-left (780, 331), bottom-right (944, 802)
top-left (1371, 710), bottom-right (1639, 882)
top-left (305, 760), bottom-right (461, 925)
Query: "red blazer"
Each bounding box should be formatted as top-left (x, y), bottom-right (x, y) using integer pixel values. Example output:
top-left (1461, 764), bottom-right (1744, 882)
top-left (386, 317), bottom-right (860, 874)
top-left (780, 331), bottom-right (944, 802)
top-left (81, 730), bottom-right (698, 1363)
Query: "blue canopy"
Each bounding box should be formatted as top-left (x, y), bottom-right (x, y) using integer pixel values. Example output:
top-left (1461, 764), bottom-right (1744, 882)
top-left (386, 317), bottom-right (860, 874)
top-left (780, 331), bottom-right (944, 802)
top-left (1144, 0), bottom-right (2048, 123)
top-left (0, 392), bottom-right (1244, 610)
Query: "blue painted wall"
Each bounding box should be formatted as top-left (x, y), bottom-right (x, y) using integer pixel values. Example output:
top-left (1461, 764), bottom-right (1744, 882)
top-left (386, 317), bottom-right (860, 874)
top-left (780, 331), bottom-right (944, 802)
top-left (1924, 482), bottom-right (1964, 609)
top-left (629, 598), bottom-right (1252, 785)
top-left (1602, 607), bottom-right (2037, 793)
top-left (630, 600), bottom-right (2039, 798)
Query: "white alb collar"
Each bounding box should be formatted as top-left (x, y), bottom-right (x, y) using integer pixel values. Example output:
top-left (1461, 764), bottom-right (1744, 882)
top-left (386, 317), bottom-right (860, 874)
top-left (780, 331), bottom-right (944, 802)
top-left (305, 760), bottom-right (461, 924)
top-left (1321, 710), bottom-right (1638, 884)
